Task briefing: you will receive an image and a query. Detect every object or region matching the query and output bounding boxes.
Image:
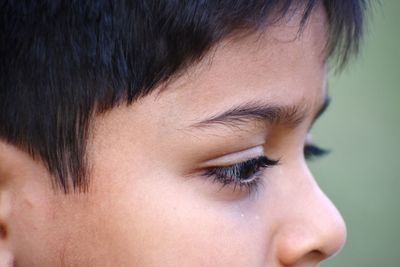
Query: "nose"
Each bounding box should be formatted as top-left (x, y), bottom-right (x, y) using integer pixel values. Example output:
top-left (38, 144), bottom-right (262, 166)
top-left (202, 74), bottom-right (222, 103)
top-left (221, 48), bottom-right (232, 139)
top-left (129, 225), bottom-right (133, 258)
top-left (274, 167), bottom-right (347, 266)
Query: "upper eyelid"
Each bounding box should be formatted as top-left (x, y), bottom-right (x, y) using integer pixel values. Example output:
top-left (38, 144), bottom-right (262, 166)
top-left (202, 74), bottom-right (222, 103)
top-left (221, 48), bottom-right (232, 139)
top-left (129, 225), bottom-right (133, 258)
top-left (305, 133), bottom-right (313, 144)
top-left (201, 146), bottom-right (264, 167)
top-left (204, 156), bottom-right (272, 176)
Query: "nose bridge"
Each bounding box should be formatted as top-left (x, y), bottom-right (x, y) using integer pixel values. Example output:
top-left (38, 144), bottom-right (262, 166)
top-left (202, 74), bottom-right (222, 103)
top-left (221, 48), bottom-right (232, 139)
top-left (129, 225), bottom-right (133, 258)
top-left (275, 167), bottom-right (347, 266)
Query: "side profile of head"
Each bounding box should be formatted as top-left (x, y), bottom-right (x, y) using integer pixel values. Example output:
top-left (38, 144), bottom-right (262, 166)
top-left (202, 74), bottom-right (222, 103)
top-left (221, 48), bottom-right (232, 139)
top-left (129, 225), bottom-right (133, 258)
top-left (0, 1), bottom-right (367, 266)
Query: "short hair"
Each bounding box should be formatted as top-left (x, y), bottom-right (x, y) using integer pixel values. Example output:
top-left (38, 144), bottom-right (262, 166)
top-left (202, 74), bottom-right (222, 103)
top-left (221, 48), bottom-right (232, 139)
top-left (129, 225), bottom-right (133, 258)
top-left (0, 0), bottom-right (368, 192)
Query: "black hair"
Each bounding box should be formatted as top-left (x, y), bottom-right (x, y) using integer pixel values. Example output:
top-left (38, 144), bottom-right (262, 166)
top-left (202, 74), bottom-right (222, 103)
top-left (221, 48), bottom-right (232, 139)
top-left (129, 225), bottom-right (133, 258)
top-left (0, 0), bottom-right (368, 192)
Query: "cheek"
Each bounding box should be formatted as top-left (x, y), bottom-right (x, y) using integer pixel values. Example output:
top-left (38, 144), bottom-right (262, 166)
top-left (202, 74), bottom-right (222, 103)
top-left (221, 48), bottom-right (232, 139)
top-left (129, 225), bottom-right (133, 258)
top-left (90, 168), bottom-right (271, 267)
top-left (10, 176), bottom-right (70, 266)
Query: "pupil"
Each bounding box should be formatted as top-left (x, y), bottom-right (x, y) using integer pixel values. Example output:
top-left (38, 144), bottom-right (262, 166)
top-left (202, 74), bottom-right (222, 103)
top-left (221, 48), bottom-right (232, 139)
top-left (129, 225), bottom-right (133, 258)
top-left (239, 159), bottom-right (258, 180)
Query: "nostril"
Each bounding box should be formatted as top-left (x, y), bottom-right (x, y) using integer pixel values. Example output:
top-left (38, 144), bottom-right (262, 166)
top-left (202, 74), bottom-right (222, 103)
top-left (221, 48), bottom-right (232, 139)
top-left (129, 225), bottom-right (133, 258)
top-left (280, 250), bottom-right (326, 267)
top-left (277, 244), bottom-right (328, 266)
top-left (307, 250), bottom-right (326, 261)
top-left (0, 222), bottom-right (7, 239)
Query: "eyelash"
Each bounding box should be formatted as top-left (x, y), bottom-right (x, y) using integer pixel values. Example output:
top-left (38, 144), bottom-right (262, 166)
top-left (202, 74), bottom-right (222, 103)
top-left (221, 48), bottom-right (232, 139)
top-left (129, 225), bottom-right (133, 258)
top-left (304, 144), bottom-right (330, 160)
top-left (202, 156), bottom-right (279, 193)
top-left (202, 144), bottom-right (328, 193)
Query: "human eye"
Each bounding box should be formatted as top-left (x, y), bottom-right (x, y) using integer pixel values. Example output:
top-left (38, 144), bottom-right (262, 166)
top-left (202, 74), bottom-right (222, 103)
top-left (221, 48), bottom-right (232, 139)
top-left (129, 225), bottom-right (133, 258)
top-left (201, 155), bottom-right (279, 194)
top-left (303, 143), bottom-right (329, 160)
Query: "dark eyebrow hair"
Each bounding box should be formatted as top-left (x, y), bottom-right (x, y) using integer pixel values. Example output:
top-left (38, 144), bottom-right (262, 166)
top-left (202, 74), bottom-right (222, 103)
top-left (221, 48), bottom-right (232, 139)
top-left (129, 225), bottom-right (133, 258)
top-left (190, 97), bottom-right (330, 130)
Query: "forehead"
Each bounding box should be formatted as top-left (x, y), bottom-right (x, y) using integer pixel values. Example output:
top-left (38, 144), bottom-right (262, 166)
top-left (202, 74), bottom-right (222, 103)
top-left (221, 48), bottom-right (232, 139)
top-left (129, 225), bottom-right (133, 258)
top-left (150, 5), bottom-right (328, 121)
top-left (96, 5), bottom-right (328, 141)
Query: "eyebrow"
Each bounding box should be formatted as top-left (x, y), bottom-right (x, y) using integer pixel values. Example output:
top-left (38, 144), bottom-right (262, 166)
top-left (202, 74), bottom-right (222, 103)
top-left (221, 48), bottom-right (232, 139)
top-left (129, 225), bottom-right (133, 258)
top-left (189, 96), bottom-right (330, 130)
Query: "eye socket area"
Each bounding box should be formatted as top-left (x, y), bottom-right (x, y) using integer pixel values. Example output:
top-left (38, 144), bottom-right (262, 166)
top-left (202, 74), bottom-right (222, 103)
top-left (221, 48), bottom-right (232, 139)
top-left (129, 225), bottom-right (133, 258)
top-left (197, 146), bottom-right (279, 195)
top-left (193, 131), bottom-right (329, 197)
top-left (203, 155), bottom-right (279, 187)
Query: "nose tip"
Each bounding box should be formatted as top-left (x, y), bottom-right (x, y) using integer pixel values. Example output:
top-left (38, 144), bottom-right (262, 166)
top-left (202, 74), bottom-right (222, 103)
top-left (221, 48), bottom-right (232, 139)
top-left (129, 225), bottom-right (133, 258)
top-left (275, 186), bottom-right (347, 266)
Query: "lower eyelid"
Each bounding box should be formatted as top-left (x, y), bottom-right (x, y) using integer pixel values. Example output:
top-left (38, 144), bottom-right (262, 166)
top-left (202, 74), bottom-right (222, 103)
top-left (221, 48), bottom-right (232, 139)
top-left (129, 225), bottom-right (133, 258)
top-left (213, 168), bottom-right (265, 195)
top-left (238, 171), bottom-right (263, 183)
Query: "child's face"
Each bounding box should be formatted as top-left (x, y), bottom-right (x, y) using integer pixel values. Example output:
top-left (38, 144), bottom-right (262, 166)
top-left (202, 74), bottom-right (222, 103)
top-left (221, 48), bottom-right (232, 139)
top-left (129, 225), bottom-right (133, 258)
top-left (7, 6), bottom-right (346, 267)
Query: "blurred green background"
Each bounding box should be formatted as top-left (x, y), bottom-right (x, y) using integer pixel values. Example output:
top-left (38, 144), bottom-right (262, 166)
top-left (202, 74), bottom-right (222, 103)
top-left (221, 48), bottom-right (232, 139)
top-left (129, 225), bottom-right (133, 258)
top-left (313, 1), bottom-right (400, 266)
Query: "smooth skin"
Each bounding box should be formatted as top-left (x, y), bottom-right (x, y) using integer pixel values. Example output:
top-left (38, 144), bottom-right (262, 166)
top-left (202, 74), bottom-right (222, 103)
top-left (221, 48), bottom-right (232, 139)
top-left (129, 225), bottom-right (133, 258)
top-left (0, 4), bottom-right (346, 267)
